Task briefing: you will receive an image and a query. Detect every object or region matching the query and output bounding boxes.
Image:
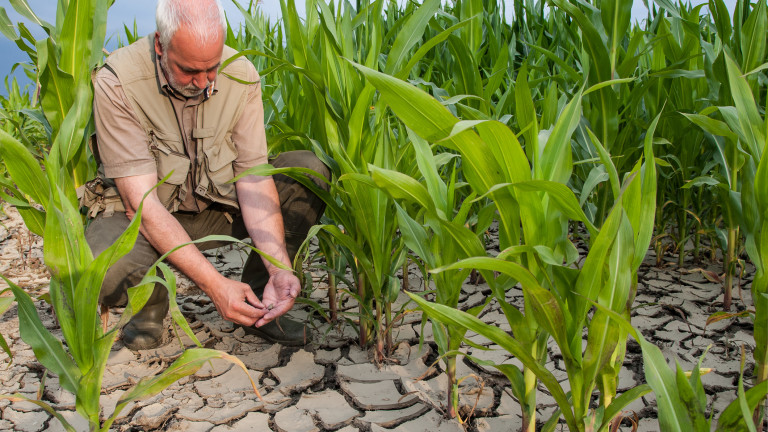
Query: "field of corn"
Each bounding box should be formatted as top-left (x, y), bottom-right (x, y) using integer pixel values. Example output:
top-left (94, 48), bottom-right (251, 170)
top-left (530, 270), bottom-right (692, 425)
top-left (0, 0), bottom-right (767, 430)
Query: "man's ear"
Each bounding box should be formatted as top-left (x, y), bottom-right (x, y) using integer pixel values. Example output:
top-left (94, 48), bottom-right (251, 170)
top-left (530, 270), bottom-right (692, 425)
top-left (154, 32), bottom-right (163, 57)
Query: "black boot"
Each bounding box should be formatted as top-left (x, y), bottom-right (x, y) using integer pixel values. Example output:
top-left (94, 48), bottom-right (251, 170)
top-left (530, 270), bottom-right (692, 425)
top-left (241, 314), bottom-right (308, 346)
top-left (122, 284), bottom-right (169, 350)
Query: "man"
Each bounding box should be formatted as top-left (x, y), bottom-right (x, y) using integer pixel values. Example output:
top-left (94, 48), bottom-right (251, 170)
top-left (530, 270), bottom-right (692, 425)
top-left (83, 0), bottom-right (328, 350)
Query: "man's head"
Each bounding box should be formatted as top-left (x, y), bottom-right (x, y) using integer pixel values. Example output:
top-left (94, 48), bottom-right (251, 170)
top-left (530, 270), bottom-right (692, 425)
top-left (154, 0), bottom-right (226, 97)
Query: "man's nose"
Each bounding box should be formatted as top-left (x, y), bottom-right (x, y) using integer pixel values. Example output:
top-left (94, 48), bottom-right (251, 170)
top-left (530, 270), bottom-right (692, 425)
top-left (193, 71), bottom-right (214, 88)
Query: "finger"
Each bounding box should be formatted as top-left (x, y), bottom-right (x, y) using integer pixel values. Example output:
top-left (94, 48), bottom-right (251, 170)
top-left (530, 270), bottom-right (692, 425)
top-left (255, 299), bottom-right (294, 326)
top-left (231, 299), bottom-right (266, 324)
top-left (244, 287), bottom-right (264, 309)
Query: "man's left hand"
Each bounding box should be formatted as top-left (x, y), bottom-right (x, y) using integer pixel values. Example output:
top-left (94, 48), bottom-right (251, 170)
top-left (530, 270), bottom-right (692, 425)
top-left (254, 269), bottom-right (301, 326)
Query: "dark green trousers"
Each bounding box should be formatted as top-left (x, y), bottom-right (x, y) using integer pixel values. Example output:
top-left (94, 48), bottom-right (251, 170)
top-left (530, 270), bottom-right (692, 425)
top-left (86, 150), bottom-right (329, 309)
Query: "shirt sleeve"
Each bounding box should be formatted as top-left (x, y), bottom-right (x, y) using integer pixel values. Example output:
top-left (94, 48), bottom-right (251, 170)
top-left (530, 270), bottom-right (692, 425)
top-left (231, 62), bottom-right (269, 177)
top-left (92, 68), bottom-right (157, 179)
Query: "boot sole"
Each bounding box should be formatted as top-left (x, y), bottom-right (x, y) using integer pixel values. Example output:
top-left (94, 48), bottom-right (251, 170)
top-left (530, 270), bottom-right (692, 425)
top-left (240, 325), bottom-right (308, 347)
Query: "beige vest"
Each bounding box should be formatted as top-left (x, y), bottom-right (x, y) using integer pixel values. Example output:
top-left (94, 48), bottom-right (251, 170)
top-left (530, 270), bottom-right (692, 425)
top-left (100, 35), bottom-right (250, 213)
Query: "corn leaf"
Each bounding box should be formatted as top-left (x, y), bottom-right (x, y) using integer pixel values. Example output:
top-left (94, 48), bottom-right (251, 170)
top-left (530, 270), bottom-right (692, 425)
top-left (0, 129), bottom-right (51, 209)
top-left (5, 280), bottom-right (80, 394)
top-left (409, 293), bottom-right (577, 430)
top-left (384, 0), bottom-right (439, 75)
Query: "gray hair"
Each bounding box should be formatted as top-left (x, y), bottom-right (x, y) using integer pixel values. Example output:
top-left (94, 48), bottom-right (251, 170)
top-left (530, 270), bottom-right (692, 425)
top-left (156, 0), bottom-right (226, 48)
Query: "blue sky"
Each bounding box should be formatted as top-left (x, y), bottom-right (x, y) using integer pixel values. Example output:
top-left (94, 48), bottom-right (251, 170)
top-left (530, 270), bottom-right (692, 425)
top-left (0, 0), bottom-right (734, 94)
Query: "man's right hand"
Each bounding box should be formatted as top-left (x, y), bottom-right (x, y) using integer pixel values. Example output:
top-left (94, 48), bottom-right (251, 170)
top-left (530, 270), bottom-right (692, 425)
top-left (205, 277), bottom-right (267, 326)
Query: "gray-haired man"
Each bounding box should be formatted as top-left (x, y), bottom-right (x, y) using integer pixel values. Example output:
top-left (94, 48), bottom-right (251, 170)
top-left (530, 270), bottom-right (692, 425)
top-left (83, 0), bottom-right (327, 350)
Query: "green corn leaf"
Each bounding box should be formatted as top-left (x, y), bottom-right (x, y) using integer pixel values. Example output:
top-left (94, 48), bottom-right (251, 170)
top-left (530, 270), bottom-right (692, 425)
top-left (90, 0), bottom-right (109, 66)
top-left (452, 119), bottom-right (531, 184)
top-left (601, 0), bottom-right (632, 74)
top-left (649, 69), bottom-right (706, 79)
top-left (37, 38), bottom-right (76, 136)
top-left (352, 61), bottom-right (503, 198)
top-left (7, 0), bottom-right (54, 33)
top-left (346, 85), bottom-right (376, 163)
top-left (709, 0), bottom-right (732, 42)
top-left (158, 262), bottom-right (204, 347)
top-left (630, 112), bottom-right (659, 270)
top-left (540, 87), bottom-right (582, 184)
top-left (58, 0), bottom-right (95, 81)
top-left (14, 207), bottom-right (45, 237)
top-left (740, 0), bottom-right (766, 78)
top-left (550, 0), bottom-right (616, 146)
top-left (433, 256), bottom-right (574, 365)
top-left (77, 328), bottom-right (118, 426)
top-left (682, 113), bottom-right (739, 142)
top-left (407, 128), bottom-right (448, 213)
top-left (584, 215), bottom-right (633, 401)
top-left (585, 128), bottom-right (621, 200)
top-left (384, 0), bottom-right (440, 75)
top-left (0, 7), bottom-right (18, 40)
top-left (0, 129), bottom-right (51, 209)
top-left (394, 204), bottom-right (434, 269)
top-left (584, 78), bottom-right (636, 95)
top-left (572, 195), bottom-right (624, 336)
top-left (76, 181), bottom-right (145, 345)
top-left (511, 180), bottom-right (598, 237)
top-left (724, 54), bottom-right (765, 159)
top-left (580, 165), bottom-right (610, 206)
top-left (0, 294), bottom-right (14, 361)
top-left (315, 0), bottom-right (342, 55)
top-left (674, 362), bottom-right (709, 431)
top-left (515, 64), bottom-right (539, 169)
top-left (44, 187), bottom-right (92, 367)
top-left (370, 166), bottom-right (440, 218)
top-left (484, 41), bottom-right (510, 102)
top-left (458, 0), bottom-right (482, 56)
top-left (447, 34), bottom-right (483, 102)
top-left (50, 82), bottom-right (92, 175)
top-left (598, 384), bottom-right (652, 431)
top-left (524, 43), bottom-right (581, 82)
top-left (5, 280), bottom-right (81, 394)
top-left (394, 16), bottom-right (475, 80)
top-left (717, 380), bottom-right (768, 430)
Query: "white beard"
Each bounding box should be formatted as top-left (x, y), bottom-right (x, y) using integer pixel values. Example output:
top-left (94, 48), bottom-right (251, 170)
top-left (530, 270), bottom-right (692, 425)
top-left (160, 54), bottom-right (209, 98)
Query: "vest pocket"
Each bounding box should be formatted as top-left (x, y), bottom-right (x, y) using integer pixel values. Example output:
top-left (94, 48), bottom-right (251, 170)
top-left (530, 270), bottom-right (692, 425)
top-left (203, 135), bottom-right (238, 200)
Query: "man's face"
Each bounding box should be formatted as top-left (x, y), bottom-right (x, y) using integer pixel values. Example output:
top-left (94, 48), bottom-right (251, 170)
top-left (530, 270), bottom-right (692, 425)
top-left (155, 26), bottom-right (223, 98)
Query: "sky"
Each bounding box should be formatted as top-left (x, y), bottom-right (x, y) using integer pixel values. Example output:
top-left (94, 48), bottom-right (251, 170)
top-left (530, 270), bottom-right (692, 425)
top-left (0, 0), bottom-right (735, 95)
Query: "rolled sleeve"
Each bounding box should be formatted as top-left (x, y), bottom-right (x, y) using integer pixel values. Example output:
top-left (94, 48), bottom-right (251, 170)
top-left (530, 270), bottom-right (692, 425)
top-left (231, 64), bottom-right (269, 177)
top-left (93, 68), bottom-right (157, 179)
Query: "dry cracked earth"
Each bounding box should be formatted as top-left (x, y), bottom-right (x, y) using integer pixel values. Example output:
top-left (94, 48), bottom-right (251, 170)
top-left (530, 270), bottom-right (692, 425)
top-left (0, 204), bottom-right (763, 431)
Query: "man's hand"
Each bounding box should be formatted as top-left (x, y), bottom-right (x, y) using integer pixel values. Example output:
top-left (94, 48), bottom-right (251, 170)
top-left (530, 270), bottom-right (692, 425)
top-left (206, 277), bottom-right (267, 326)
top-left (254, 269), bottom-right (301, 327)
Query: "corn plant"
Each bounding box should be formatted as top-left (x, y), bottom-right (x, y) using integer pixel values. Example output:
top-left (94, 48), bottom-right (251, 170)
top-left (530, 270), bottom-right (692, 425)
top-left (719, 53), bottom-right (768, 427)
top-left (409, 122), bottom-right (658, 431)
top-left (368, 130), bottom-right (494, 418)
top-left (598, 302), bottom-right (768, 431)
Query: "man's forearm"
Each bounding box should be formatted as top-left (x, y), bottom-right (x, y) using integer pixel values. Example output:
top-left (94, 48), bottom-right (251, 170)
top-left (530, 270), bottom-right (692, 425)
top-left (114, 176), bottom-right (222, 293)
top-left (236, 175), bottom-right (291, 274)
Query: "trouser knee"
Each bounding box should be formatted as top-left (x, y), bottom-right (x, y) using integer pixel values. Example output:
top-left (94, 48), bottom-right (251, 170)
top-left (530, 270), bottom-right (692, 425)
top-left (85, 212), bottom-right (162, 307)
